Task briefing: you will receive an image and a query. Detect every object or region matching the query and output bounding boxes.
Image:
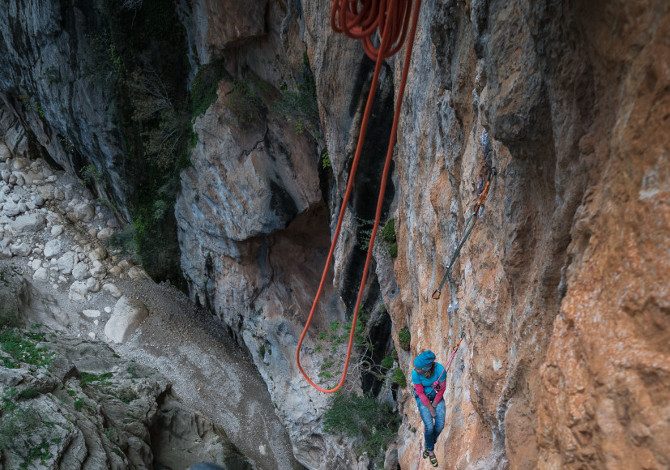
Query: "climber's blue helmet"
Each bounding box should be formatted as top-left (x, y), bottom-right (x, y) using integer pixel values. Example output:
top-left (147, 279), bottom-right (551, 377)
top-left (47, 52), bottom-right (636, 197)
top-left (413, 350), bottom-right (436, 373)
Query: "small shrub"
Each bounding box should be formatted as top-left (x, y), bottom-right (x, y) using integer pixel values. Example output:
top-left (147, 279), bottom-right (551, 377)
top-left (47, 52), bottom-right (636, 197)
top-left (87, 31), bottom-right (123, 81)
top-left (108, 225), bottom-right (139, 260)
top-left (380, 356), bottom-right (394, 370)
top-left (25, 441), bottom-right (51, 466)
top-left (357, 218), bottom-right (374, 252)
top-left (398, 327), bottom-right (411, 351)
top-left (226, 78), bottom-right (266, 125)
top-left (391, 368), bottom-right (406, 388)
top-left (35, 102), bottom-right (45, 119)
top-left (80, 372), bottom-right (113, 387)
top-left (324, 393), bottom-right (399, 466)
top-left (81, 164), bottom-right (102, 184)
top-left (73, 398), bottom-right (84, 411)
top-left (17, 388), bottom-right (40, 400)
top-left (0, 329), bottom-right (53, 368)
top-left (388, 242), bottom-right (398, 258)
top-left (320, 149), bottom-right (331, 170)
top-left (381, 219), bottom-right (398, 258)
top-left (191, 60), bottom-right (227, 118)
top-left (273, 52), bottom-right (320, 139)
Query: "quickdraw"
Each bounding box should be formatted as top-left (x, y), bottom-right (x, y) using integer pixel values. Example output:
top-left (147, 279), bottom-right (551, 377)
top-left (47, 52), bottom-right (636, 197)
top-left (431, 132), bottom-right (496, 302)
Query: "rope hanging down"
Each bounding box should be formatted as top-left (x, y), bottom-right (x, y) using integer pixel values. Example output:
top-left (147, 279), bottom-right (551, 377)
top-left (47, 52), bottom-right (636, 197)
top-left (432, 132), bottom-right (495, 301)
top-left (295, 0), bottom-right (423, 394)
top-left (444, 332), bottom-right (465, 372)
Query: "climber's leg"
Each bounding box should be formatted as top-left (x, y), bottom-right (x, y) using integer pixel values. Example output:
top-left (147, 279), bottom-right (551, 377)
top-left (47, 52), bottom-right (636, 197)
top-left (416, 397), bottom-right (436, 451)
top-left (433, 399), bottom-right (446, 443)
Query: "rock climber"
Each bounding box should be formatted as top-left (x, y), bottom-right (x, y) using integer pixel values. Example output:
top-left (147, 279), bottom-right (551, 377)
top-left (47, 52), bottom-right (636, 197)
top-left (412, 349), bottom-right (446, 467)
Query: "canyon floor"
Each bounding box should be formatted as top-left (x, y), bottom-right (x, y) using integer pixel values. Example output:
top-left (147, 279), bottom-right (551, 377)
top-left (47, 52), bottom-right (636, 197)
top-left (0, 144), bottom-right (300, 468)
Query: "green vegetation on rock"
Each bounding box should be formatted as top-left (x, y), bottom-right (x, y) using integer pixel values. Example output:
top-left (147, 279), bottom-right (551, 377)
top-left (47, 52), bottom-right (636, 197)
top-left (274, 53), bottom-right (320, 138)
top-left (80, 371), bottom-right (114, 387)
top-left (398, 327), bottom-right (411, 351)
top-left (320, 149), bottom-right (331, 170)
top-left (381, 218), bottom-right (398, 258)
top-left (0, 328), bottom-right (53, 369)
top-left (190, 60), bottom-right (227, 118)
top-left (391, 367), bottom-right (406, 387)
top-left (324, 393), bottom-right (399, 467)
top-left (86, 0), bottom-right (191, 287)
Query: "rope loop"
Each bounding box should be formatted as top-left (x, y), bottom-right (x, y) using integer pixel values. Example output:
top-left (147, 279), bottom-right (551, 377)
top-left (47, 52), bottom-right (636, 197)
top-left (295, 0), bottom-right (423, 394)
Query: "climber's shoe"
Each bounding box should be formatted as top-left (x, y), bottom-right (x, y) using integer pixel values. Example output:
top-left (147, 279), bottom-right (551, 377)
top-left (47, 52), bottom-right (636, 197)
top-left (423, 450), bottom-right (438, 467)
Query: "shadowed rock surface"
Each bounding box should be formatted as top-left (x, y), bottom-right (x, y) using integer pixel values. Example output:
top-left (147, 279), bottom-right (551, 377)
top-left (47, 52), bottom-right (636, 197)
top-left (0, 0), bottom-right (668, 469)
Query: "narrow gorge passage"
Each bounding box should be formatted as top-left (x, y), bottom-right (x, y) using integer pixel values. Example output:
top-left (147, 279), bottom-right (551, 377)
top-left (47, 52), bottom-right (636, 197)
top-left (0, 129), bottom-right (300, 468)
top-left (1, 1), bottom-right (669, 469)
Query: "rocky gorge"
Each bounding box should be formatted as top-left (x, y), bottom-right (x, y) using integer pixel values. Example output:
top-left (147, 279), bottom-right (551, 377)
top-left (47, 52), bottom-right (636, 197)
top-left (1, 0), bottom-right (669, 469)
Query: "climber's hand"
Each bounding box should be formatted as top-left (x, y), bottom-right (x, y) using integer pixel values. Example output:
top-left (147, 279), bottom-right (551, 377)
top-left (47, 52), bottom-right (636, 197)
top-left (429, 405), bottom-right (436, 418)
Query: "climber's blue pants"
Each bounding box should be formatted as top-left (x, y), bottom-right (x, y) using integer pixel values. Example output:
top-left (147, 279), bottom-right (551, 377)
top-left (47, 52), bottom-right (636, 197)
top-left (415, 397), bottom-right (446, 451)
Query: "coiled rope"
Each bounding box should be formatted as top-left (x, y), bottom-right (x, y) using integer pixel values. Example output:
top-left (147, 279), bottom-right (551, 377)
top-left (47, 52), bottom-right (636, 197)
top-left (295, 0), bottom-right (423, 393)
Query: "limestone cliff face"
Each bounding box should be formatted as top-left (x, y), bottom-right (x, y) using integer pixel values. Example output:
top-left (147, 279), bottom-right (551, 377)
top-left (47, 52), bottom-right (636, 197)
top-left (176, 1), bottom-right (670, 468)
top-left (0, 0), bottom-right (128, 215)
top-left (0, 0), bottom-right (668, 469)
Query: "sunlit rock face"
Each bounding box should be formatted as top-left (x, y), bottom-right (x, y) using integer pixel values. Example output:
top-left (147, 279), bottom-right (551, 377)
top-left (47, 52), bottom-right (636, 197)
top-left (1, 0), bottom-right (668, 468)
top-left (178, 1), bottom-right (669, 468)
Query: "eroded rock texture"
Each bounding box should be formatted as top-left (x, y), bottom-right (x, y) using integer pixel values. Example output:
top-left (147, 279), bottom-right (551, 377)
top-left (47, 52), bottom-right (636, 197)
top-left (388, 1), bottom-right (670, 469)
top-left (0, 0), bottom-right (668, 468)
top-left (176, 0), bottom-right (669, 468)
top-left (0, 0), bottom-right (128, 215)
top-left (0, 324), bottom-right (246, 470)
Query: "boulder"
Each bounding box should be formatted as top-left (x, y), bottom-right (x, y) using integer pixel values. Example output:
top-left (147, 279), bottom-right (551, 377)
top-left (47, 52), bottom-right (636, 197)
top-left (82, 309), bottom-right (101, 318)
top-left (97, 228), bottom-right (113, 241)
top-left (55, 251), bottom-right (76, 274)
top-left (71, 262), bottom-right (89, 280)
top-left (3, 201), bottom-right (22, 217)
top-left (44, 239), bottom-right (63, 258)
top-left (104, 296), bottom-right (149, 343)
top-left (68, 201), bottom-right (95, 223)
top-left (8, 212), bottom-right (46, 233)
top-left (68, 280), bottom-right (89, 302)
top-left (102, 283), bottom-right (122, 298)
top-left (89, 246), bottom-right (108, 261)
top-left (50, 224), bottom-right (64, 236)
top-left (32, 267), bottom-right (48, 282)
top-left (10, 242), bottom-right (30, 257)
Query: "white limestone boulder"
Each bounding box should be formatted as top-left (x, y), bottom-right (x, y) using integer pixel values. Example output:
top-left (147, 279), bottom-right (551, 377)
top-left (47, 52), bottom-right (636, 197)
top-left (104, 296), bottom-right (149, 343)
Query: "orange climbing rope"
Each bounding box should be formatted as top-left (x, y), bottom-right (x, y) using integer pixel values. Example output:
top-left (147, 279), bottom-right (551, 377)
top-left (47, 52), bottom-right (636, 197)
top-left (444, 334), bottom-right (464, 371)
top-left (295, 0), bottom-right (423, 393)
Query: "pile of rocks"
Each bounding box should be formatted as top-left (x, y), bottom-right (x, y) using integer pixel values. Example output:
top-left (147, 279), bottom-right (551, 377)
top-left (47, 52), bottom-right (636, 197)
top-left (0, 138), bottom-right (149, 343)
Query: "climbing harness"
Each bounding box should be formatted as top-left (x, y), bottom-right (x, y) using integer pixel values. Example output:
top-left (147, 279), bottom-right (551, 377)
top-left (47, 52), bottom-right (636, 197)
top-left (431, 132), bottom-right (496, 302)
top-left (417, 333), bottom-right (464, 467)
top-left (296, 0), bottom-right (423, 393)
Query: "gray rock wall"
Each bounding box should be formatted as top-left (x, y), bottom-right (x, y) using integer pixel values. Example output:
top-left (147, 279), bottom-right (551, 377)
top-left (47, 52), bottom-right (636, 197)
top-left (1, 0), bottom-right (668, 468)
top-left (0, 0), bottom-right (128, 216)
top-left (175, 0), bottom-right (670, 468)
